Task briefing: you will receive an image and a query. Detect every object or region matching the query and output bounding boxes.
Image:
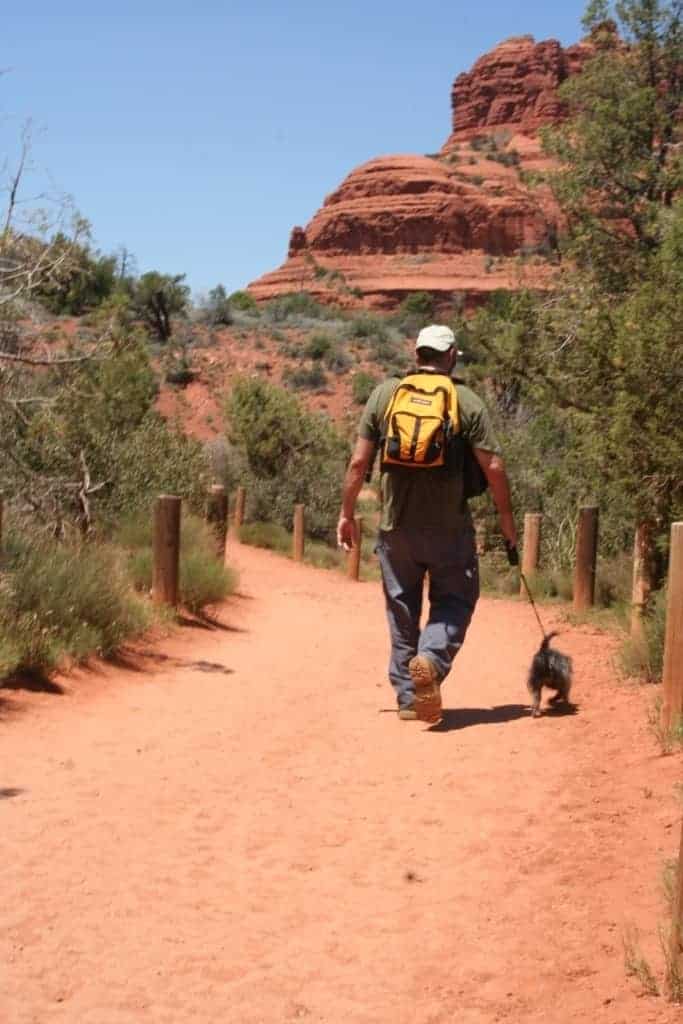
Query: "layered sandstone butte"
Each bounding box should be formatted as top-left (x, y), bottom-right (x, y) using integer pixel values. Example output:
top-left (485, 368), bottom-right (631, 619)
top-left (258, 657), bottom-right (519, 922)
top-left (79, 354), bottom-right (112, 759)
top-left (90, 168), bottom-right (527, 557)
top-left (444, 34), bottom-right (590, 141)
top-left (249, 35), bottom-right (592, 310)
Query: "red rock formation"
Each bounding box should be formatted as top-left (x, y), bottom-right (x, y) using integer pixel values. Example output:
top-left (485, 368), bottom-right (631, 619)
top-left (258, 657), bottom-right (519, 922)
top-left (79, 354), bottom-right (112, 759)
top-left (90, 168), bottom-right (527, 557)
top-left (249, 35), bottom-right (591, 309)
top-left (444, 35), bottom-right (591, 144)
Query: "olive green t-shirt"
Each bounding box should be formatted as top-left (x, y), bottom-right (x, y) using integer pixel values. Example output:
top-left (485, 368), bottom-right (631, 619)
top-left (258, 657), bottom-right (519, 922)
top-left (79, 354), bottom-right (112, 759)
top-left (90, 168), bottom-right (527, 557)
top-left (358, 377), bottom-right (501, 531)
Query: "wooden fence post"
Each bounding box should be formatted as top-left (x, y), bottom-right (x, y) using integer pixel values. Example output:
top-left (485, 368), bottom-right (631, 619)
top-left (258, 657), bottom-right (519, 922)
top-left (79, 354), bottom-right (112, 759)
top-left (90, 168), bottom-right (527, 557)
top-left (234, 486), bottom-right (246, 532)
top-left (669, 817), bottom-right (683, 995)
top-left (293, 504), bottom-right (305, 562)
top-left (347, 516), bottom-right (363, 581)
top-left (662, 522), bottom-right (683, 732)
top-left (573, 505), bottom-right (599, 611)
top-left (152, 495), bottom-right (181, 607)
top-left (631, 521), bottom-right (653, 638)
top-left (206, 484), bottom-right (228, 556)
top-left (520, 512), bottom-right (542, 596)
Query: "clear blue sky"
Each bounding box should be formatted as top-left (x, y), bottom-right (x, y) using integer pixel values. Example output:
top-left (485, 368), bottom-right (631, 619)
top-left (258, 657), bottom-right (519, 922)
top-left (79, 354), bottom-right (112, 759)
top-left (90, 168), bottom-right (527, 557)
top-left (4, 1), bottom-right (588, 297)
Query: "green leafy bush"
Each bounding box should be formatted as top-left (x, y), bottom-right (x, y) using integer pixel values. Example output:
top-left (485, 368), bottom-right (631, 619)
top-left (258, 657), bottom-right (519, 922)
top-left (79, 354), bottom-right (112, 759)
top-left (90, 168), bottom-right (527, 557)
top-left (352, 371), bottom-right (378, 405)
top-left (238, 522), bottom-right (345, 571)
top-left (224, 377), bottom-right (349, 539)
top-left (263, 292), bottom-right (339, 324)
top-left (619, 587), bottom-right (667, 683)
top-left (324, 345), bottom-right (352, 374)
top-left (349, 314), bottom-right (390, 341)
top-left (0, 533), bottom-right (152, 678)
top-left (117, 513), bottom-right (237, 615)
top-left (228, 290), bottom-right (259, 313)
top-left (32, 234), bottom-right (122, 315)
top-left (131, 271), bottom-right (190, 342)
top-left (202, 284), bottom-right (233, 325)
top-left (304, 333), bottom-right (333, 360)
top-left (283, 365), bottom-right (328, 392)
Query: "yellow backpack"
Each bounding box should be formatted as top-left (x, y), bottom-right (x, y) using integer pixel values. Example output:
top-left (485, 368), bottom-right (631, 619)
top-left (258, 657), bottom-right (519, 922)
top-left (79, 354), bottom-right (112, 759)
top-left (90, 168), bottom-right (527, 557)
top-left (381, 372), bottom-right (460, 470)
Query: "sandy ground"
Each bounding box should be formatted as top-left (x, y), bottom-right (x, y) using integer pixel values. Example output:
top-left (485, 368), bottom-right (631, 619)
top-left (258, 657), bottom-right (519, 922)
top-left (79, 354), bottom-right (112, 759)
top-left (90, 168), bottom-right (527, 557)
top-left (1, 542), bottom-right (681, 1024)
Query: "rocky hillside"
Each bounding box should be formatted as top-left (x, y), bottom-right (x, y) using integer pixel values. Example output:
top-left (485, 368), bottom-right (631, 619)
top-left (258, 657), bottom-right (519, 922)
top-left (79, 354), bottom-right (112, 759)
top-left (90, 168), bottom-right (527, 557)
top-left (248, 35), bottom-right (592, 311)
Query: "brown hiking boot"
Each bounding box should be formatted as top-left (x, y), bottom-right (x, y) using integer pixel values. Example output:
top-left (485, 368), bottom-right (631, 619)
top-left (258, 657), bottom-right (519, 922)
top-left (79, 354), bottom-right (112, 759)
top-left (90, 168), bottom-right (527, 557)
top-left (409, 655), bottom-right (442, 723)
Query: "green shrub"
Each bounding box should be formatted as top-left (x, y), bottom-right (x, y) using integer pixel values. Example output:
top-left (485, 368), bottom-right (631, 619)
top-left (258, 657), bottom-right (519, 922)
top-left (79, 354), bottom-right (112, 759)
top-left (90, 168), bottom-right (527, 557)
top-left (0, 532), bottom-right (152, 678)
top-left (239, 522), bottom-right (345, 571)
top-left (398, 291), bottom-right (435, 323)
top-left (238, 521), bottom-right (291, 554)
top-left (324, 345), bottom-right (352, 374)
top-left (229, 290), bottom-right (259, 313)
top-left (352, 371), bottom-right (378, 405)
top-left (165, 354), bottom-right (197, 387)
top-left (264, 292), bottom-right (333, 323)
top-left (350, 314), bottom-right (388, 341)
top-left (117, 513), bottom-right (237, 615)
top-left (202, 284), bottom-right (233, 325)
top-left (283, 365), bottom-right (328, 391)
top-left (304, 333), bottom-right (333, 360)
top-left (225, 377), bottom-right (349, 540)
top-left (619, 587), bottom-right (667, 682)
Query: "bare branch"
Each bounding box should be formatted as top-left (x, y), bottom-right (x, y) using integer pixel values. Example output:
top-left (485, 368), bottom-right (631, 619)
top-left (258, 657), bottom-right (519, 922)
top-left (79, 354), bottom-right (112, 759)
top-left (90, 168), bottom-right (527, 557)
top-left (2, 122), bottom-right (30, 236)
top-left (0, 347), bottom-right (101, 365)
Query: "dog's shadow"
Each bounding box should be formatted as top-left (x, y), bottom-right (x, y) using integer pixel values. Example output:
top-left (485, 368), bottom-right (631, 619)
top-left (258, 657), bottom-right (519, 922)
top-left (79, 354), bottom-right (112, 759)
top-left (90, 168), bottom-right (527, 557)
top-left (428, 701), bottom-right (578, 732)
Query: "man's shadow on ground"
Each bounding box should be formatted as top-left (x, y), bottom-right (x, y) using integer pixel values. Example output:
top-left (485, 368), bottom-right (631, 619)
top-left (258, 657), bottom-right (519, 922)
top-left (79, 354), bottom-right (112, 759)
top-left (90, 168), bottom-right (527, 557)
top-left (428, 701), bottom-right (578, 732)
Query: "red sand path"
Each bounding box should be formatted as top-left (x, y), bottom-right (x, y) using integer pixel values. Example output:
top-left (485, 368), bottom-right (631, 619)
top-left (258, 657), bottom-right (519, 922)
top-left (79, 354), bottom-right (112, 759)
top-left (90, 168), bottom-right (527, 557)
top-left (2, 543), bottom-right (681, 1023)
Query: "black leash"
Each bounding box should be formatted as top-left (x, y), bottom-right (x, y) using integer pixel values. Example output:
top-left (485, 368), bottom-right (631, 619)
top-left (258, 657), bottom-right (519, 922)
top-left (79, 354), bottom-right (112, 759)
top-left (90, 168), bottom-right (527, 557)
top-left (505, 541), bottom-right (548, 641)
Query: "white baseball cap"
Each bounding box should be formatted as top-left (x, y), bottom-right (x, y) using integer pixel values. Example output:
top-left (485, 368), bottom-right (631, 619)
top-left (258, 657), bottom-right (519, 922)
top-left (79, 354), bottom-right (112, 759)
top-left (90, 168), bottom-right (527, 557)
top-left (415, 324), bottom-right (456, 352)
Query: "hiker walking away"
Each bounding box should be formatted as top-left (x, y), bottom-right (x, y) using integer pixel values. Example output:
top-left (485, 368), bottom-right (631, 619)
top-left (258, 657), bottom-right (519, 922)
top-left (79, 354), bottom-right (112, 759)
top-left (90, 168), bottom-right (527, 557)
top-left (337, 324), bottom-right (517, 723)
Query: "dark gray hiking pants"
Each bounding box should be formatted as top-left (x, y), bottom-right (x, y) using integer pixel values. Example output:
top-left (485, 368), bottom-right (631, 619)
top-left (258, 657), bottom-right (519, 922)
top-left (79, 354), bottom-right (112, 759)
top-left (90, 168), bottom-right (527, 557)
top-left (376, 527), bottom-right (479, 710)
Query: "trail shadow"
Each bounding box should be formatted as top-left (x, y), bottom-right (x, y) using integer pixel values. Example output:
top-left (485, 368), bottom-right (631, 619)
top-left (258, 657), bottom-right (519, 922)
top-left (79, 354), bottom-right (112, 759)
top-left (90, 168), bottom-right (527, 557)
top-left (428, 704), bottom-right (531, 732)
top-left (113, 650), bottom-right (234, 676)
top-left (1, 671), bottom-right (64, 695)
top-left (0, 787), bottom-right (24, 800)
top-left (177, 614), bottom-right (247, 633)
top-left (541, 700), bottom-right (579, 718)
top-left (105, 649), bottom-right (149, 673)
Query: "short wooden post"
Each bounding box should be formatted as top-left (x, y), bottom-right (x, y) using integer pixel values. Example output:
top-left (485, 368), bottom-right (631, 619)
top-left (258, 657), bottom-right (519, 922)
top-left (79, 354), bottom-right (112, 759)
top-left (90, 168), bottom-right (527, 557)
top-left (661, 522), bottom-right (683, 732)
top-left (631, 521), bottom-right (653, 638)
top-left (206, 484), bottom-right (228, 556)
top-left (669, 817), bottom-right (683, 994)
top-left (573, 505), bottom-right (599, 611)
top-left (293, 504), bottom-right (305, 562)
top-left (347, 516), bottom-right (363, 581)
top-left (152, 495), bottom-right (181, 607)
top-left (234, 486), bottom-right (246, 532)
top-left (520, 512), bottom-right (542, 595)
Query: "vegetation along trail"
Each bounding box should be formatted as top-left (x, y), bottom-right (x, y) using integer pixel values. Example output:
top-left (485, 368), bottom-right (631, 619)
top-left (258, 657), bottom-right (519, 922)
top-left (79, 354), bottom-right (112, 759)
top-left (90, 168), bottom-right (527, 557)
top-left (1, 542), bottom-right (680, 1024)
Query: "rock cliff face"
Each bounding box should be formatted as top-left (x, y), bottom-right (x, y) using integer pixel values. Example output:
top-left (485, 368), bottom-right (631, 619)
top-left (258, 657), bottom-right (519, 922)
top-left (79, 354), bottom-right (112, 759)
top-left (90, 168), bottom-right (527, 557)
top-left (248, 35), bottom-right (591, 310)
top-left (445, 35), bottom-right (590, 141)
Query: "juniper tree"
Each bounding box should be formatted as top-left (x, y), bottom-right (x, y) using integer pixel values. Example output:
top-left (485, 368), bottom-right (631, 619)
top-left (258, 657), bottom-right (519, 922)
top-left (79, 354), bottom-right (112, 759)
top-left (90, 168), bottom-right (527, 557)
top-left (466, 1), bottom-right (683, 588)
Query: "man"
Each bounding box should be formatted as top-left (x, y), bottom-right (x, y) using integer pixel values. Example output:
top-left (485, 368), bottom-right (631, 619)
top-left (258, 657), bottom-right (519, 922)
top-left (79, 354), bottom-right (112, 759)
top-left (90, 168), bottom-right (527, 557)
top-left (337, 324), bottom-right (517, 723)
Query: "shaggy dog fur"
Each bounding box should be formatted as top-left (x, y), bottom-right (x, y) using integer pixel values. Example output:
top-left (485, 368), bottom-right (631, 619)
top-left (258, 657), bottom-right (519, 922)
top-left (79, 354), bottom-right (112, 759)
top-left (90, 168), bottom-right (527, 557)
top-left (527, 631), bottom-right (573, 718)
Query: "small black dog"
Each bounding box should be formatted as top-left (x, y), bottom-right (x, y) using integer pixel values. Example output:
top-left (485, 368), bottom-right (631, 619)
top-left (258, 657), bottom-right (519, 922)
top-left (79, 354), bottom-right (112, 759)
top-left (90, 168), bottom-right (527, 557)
top-left (527, 632), bottom-right (573, 718)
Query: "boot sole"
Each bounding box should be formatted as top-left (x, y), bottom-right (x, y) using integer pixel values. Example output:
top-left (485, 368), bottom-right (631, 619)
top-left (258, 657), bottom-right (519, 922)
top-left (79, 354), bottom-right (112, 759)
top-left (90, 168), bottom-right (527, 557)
top-left (409, 656), bottom-right (442, 724)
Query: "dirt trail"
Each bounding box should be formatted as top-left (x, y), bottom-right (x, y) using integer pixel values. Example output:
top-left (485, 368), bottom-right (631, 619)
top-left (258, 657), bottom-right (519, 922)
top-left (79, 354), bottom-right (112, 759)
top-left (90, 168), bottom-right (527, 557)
top-left (1, 543), bottom-right (681, 1024)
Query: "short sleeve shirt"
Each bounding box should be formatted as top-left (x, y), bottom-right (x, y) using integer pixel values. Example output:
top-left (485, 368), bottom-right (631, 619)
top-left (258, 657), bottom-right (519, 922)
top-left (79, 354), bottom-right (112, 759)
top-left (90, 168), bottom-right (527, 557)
top-left (358, 376), bottom-right (501, 531)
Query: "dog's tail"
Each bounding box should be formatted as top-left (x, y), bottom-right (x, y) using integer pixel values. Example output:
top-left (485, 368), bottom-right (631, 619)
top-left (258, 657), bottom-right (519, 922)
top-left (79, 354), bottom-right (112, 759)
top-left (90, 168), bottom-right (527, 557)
top-left (540, 631), bottom-right (560, 650)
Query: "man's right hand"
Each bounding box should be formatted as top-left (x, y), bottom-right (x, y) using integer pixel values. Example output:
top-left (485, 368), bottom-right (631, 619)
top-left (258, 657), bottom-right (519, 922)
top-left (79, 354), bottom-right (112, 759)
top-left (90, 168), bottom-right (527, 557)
top-left (337, 515), bottom-right (357, 552)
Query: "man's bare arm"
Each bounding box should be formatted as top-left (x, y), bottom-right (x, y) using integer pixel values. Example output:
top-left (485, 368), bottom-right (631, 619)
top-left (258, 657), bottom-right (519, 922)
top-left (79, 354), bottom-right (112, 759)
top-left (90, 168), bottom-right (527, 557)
top-left (473, 449), bottom-right (517, 548)
top-left (337, 437), bottom-right (375, 549)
